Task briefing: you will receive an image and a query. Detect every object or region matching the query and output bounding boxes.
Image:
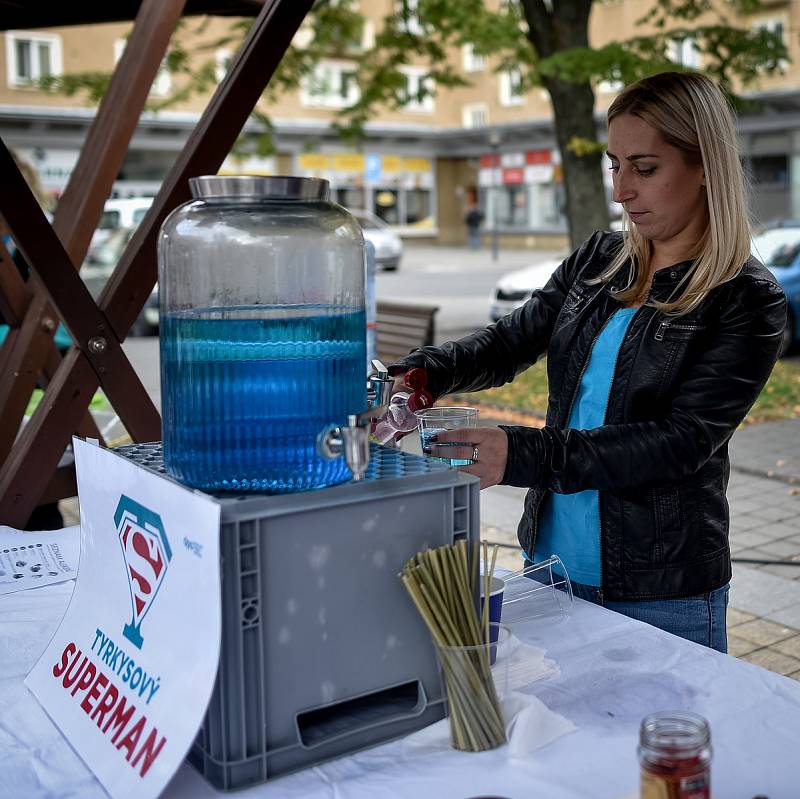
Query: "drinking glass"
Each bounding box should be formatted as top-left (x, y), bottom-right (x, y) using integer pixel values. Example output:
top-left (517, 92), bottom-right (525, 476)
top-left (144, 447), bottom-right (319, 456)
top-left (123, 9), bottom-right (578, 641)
top-left (416, 406), bottom-right (479, 466)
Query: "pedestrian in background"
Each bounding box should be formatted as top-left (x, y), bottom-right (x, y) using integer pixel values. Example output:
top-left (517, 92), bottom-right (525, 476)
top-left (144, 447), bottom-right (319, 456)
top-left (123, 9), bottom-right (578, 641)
top-left (465, 203), bottom-right (483, 249)
top-left (390, 71), bottom-right (787, 653)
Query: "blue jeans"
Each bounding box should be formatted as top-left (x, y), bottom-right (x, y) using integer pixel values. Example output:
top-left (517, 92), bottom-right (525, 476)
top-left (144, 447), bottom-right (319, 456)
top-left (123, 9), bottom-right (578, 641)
top-left (525, 560), bottom-right (729, 653)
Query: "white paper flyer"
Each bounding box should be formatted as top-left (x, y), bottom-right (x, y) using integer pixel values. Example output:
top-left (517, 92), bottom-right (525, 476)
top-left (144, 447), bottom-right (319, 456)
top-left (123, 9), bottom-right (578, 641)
top-left (26, 438), bottom-right (222, 799)
top-left (0, 524), bottom-right (80, 594)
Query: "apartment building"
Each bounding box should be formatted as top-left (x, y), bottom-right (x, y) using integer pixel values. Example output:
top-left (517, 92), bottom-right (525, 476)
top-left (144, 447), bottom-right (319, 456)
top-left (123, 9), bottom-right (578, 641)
top-left (1, 0), bottom-right (799, 247)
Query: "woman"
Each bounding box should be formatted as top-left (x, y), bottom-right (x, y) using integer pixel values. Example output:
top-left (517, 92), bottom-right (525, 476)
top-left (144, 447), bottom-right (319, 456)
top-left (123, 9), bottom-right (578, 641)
top-left (389, 71), bottom-right (787, 652)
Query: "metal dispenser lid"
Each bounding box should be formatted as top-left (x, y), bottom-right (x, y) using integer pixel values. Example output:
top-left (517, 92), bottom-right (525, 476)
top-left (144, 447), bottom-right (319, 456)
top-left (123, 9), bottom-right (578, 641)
top-left (189, 175), bottom-right (330, 201)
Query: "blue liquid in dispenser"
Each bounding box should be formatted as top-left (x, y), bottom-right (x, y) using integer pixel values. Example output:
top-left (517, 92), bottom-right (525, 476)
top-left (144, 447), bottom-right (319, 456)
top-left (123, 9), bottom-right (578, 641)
top-left (161, 305), bottom-right (366, 492)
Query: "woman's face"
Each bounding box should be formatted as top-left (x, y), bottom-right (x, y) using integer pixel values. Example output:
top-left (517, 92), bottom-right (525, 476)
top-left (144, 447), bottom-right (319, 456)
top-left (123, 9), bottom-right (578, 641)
top-left (607, 113), bottom-right (708, 265)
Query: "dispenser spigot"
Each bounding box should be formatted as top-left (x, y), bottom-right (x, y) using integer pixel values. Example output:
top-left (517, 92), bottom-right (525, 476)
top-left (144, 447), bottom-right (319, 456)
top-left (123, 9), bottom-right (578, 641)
top-left (317, 410), bottom-right (372, 481)
top-left (367, 359), bottom-right (393, 412)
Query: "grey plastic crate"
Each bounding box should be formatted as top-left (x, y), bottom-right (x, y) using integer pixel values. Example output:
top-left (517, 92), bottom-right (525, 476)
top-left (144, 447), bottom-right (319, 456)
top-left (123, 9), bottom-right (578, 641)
top-left (114, 443), bottom-right (480, 791)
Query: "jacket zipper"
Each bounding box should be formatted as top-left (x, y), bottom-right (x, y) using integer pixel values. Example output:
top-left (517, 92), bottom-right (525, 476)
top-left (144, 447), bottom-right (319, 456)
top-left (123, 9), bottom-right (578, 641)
top-left (654, 320), bottom-right (703, 341)
top-left (596, 306), bottom-right (642, 603)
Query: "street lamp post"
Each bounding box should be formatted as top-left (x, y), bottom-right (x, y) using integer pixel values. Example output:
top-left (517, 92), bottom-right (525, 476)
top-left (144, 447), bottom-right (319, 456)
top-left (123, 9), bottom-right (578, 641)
top-left (489, 131), bottom-right (501, 262)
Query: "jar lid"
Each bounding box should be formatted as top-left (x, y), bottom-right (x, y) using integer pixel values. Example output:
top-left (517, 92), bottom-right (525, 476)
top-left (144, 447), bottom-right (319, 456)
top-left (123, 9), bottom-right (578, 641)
top-left (188, 175), bottom-right (330, 201)
top-left (640, 711), bottom-right (710, 754)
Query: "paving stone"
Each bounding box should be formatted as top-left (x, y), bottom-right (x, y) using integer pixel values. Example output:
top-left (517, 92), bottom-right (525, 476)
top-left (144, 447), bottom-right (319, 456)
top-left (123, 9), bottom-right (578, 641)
top-left (741, 648), bottom-right (800, 676)
top-left (732, 547), bottom-right (776, 563)
top-left (758, 562), bottom-right (800, 580)
top-left (732, 618), bottom-right (796, 646)
top-left (730, 515), bottom-right (772, 533)
top-left (730, 565), bottom-right (800, 615)
top-left (759, 540), bottom-right (800, 558)
top-left (749, 505), bottom-right (800, 523)
top-left (727, 607), bottom-right (757, 626)
top-left (759, 523), bottom-right (800, 541)
top-left (766, 603), bottom-right (800, 629)
top-left (727, 634), bottom-right (761, 658)
top-left (730, 531), bottom-right (774, 549)
top-left (771, 635), bottom-right (800, 659)
top-left (730, 499), bottom-right (764, 515)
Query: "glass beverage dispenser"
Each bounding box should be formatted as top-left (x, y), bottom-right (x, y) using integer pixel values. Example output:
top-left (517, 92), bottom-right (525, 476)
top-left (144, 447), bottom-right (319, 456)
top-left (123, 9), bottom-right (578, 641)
top-left (158, 175), bottom-right (367, 492)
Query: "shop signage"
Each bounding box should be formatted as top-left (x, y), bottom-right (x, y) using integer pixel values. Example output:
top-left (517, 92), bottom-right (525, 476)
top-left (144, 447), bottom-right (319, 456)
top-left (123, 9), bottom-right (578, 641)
top-left (365, 153), bottom-right (382, 183)
top-left (333, 153), bottom-right (365, 173)
top-left (502, 167), bottom-right (525, 185)
top-left (26, 438), bottom-right (222, 799)
top-left (526, 149), bottom-right (551, 165)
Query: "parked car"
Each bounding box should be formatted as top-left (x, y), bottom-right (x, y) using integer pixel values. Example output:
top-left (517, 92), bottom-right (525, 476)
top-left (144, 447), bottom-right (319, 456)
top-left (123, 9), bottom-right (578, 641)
top-left (89, 197), bottom-right (153, 254)
top-left (81, 226), bottom-right (156, 336)
top-left (350, 209), bottom-right (403, 271)
top-left (752, 228), bottom-right (800, 354)
top-left (489, 231), bottom-right (800, 355)
top-left (489, 257), bottom-right (564, 322)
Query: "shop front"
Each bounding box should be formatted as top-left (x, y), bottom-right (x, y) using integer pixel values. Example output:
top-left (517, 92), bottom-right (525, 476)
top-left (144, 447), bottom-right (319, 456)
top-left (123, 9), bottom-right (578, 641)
top-left (296, 151), bottom-right (436, 236)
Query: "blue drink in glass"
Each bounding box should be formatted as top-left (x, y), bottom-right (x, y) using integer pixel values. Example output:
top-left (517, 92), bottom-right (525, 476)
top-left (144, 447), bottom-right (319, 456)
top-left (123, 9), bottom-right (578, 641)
top-left (419, 427), bottom-right (475, 467)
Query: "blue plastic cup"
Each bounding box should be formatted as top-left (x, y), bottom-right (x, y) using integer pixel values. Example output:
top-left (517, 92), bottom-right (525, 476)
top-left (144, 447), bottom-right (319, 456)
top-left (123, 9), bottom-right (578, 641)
top-left (480, 576), bottom-right (505, 661)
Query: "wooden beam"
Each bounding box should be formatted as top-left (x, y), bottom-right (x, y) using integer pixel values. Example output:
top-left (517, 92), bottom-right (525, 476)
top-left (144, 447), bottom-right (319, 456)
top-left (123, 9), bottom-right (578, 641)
top-left (0, 139), bottom-right (160, 438)
top-left (53, 0), bottom-right (189, 265)
top-left (0, 0), bottom-right (186, 525)
top-left (0, 0), bottom-right (314, 527)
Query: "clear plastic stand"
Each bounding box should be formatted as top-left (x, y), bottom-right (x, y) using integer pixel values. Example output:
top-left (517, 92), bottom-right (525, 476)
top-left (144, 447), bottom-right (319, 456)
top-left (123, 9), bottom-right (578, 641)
top-left (499, 554), bottom-right (573, 626)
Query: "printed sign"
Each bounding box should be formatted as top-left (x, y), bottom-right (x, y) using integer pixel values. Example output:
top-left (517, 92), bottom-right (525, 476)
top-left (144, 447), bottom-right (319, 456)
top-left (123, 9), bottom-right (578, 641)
top-left (0, 524), bottom-right (80, 594)
top-left (26, 438), bottom-right (222, 799)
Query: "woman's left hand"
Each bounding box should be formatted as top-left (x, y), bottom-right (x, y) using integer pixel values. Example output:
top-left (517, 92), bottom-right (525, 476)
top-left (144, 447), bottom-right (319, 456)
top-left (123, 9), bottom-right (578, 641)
top-left (424, 426), bottom-right (508, 489)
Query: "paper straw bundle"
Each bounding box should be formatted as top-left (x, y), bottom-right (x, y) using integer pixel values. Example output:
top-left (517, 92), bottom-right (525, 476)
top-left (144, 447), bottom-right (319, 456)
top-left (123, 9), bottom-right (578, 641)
top-left (400, 540), bottom-right (505, 751)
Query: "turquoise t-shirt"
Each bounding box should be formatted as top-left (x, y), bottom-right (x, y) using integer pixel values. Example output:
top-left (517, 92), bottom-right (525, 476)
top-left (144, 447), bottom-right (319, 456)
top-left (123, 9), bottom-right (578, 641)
top-left (534, 307), bottom-right (638, 586)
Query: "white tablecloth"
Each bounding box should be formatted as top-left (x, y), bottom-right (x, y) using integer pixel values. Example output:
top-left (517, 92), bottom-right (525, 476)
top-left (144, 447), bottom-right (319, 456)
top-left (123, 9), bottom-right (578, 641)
top-left (2, 580), bottom-right (798, 798)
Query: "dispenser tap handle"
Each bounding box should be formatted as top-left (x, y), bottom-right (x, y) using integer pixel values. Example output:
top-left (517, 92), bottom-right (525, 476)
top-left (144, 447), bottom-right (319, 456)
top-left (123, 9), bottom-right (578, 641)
top-left (371, 359), bottom-right (389, 379)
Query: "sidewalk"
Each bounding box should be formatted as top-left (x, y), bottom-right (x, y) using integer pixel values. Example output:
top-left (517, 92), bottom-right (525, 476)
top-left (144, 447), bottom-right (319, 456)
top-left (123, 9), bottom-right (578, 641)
top-left (480, 416), bottom-right (800, 680)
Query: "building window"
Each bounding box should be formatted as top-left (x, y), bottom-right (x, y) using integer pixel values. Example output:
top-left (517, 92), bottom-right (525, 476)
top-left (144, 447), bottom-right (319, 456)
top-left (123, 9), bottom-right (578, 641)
top-left (215, 49), bottom-right (233, 82)
top-left (113, 38), bottom-right (171, 97)
top-left (462, 103), bottom-right (489, 129)
top-left (598, 70), bottom-right (624, 94)
top-left (750, 154), bottom-right (788, 187)
top-left (462, 43), bottom-right (486, 72)
top-left (405, 189), bottom-right (432, 225)
top-left (373, 188), bottom-right (401, 224)
top-left (301, 60), bottom-right (359, 108)
top-left (668, 35), bottom-right (700, 69)
top-left (401, 67), bottom-right (434, 113)
top-left (397, 0), bottom-right (424, 35)
top-left (5, 31), bottom-right (62, 87)
top-left (362, 20), bottom-right (376, 50)
top-left (752, 16), bottom-right (789, 69)
top-left (499, 69), bottom-right (524, 106)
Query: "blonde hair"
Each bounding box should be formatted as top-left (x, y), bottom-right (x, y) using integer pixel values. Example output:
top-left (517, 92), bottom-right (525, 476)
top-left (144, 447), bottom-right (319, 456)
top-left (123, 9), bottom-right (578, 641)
top-left (601, 71), bottom-right (750, 315)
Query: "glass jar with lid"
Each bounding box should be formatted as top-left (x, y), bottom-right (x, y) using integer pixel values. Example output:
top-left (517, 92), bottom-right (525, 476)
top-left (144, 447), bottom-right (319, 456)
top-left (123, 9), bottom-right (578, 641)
top-left (158, 175), bottom-right (366, 492)
top-left (639, 711), bottom-right (711, 798)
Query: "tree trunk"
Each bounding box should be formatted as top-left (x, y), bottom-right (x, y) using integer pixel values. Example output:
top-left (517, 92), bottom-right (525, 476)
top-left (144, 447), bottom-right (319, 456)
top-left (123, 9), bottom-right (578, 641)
top-left (545, 76), bottom-right (610, 251)
top-left (520, 0), bottom-right (610, 250)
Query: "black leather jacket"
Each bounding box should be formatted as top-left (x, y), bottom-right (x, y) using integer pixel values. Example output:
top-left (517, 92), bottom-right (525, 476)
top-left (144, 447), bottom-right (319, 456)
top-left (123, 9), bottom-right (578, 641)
top-left (392, 232), bottom-right (787, 600)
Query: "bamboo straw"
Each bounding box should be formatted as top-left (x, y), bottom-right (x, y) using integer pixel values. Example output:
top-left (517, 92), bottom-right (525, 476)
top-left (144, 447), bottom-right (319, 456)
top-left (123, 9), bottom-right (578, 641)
top-left (399, 540), bottom-right (505, 751)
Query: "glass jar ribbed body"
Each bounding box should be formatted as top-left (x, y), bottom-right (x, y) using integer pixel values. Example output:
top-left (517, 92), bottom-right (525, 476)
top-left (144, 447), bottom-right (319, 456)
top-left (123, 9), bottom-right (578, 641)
top-left (638, 712), bottom-right (711, 799)
top-left (158, 176), bottom-right (366, 492)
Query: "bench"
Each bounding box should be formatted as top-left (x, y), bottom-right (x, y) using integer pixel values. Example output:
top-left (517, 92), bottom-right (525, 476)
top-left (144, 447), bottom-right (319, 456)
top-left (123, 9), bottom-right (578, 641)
top-left (375, 300), bottom-right (439, 364)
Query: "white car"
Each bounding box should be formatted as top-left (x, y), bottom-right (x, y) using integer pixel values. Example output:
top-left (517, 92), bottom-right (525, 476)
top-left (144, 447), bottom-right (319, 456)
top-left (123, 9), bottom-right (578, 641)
top-left (489, 257), bottom-right (565, 322)
top-left (90, 197), bottom-right (153, 253)
top-left (350, 209), bottom-right (403, 271)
